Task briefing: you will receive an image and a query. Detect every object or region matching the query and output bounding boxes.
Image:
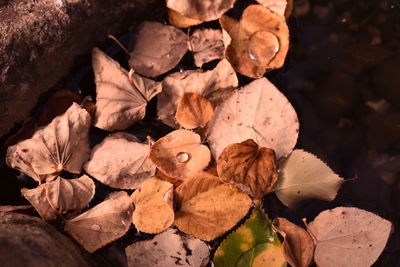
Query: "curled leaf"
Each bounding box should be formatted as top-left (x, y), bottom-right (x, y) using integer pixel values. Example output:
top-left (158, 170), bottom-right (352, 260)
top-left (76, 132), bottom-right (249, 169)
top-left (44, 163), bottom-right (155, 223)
top-left (6, 103), bottom-right (91, 182)
top-left (168, 8), bottom-right (202, 28)
top-left (149, 130), bottom-right (211, 180)
top-left (92, 48), bottom-right (161, 130)
top-left (84, 132), bottom-right (155, 189)
top-left (217, 139), bottom-right (278, 199)
top-left (129, 21), bottom-right (188, 77)
top-left (176, 93), bottom-right (214, 129)
top-left (21, 175), bottom-right (95, 220)
top-left (272, 217), bottom-right (314, 267)
top-left (125, 228), bottom-right (209, 267)
top-left (308, 207), bottom-right (392, 267)
top-left (207, 78), bottom-right (299, 160)
top-left (64, 191), bottom-right (133, 253)
top-left (175, 172), bottom-right (252, 241)
top-left (131, 178), bottom-right (174, 234)
top-left (273, 149), bottom-right (344, 208)
top-left (189, 28), bottom-right (225, 67)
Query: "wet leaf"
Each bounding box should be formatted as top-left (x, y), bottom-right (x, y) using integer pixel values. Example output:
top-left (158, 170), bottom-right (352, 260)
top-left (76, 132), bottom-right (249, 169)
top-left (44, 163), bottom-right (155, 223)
top-left (131, 178), bottom-right (174, 234)
top-left (214, 208), bottom-right (284, 267)
top-left (220, 4), bottom-right (289, 78)
top-left (189, 28), bottom-right (225, 67)
top-left (308, 207), bottom-right (392, 267)
top-left (92, 48), bottom-right (161, 130)
top-left (272, 217), bottom-right (314, 267)
top-left (125, 228), bottom-right (209, 267)
top-left (64, 191), bottom-right (133, 253)
top-left (168, 8), bottom-right (202, 28)
top-left (129, 21), bottom-right (188, 77)
top-left (157, 59), bottom-right (238, 128)
top-left (6, 103), bottom-right (91, 182)
top-left (166, 0), bottom-right (237, 22)
top-left (207, 78), bottom-right (299, 160)
top-left (175, 172), bottom-right (252, 241)
top-left (149, 130), bottom-right (211, 180)
top-left (21, 175), bottom-right (95, 220)
top-left (84, 132), bottom-right (155, 189)
top-left (217, 139), bottom-right (278, 199)
top-left (273, 149), bottom-right (344, 208)
top-left (175, 93), bottom-right (214, 129)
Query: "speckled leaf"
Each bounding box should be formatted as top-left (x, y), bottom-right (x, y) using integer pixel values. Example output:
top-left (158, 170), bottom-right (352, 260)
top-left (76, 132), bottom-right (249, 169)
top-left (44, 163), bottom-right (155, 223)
top-left (189, 28), bottom-right (225, 67)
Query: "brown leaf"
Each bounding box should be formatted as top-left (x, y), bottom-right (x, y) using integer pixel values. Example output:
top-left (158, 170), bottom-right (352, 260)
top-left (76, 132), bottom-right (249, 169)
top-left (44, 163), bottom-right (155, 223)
top-left (131, 178), bottom-right (174, 234)
top-left (0, 205), bottom-right (32, 212)
top-left (255, 0), bottom-right (288, 18)
top-left (21, 175), bottom-right (95, 220)
top-left (220, 4), bottom-right (289, 78)
top-left (2, 117), bottom-right (37, 151)
top-left (272, 217), bottom-right (314, 267)
top-left (129, 21), bottom-right (188, 77)
top-left (157, 59), bottom-right (238, 128)
top-left (189, 28), bottom-right (225, 67)
top-left (217, 139), bottom-right (278, 199)
top-left (84, 132), bottom-right (155, 189)
top-left (175, 172), bottom-right (252, 241)
top-left (168, 8), bottom-right (202, 28)
top-left (149, 130), bottom-right (211, 179)
top-left (125, 228), bottom-right (210, 267)
top-left (92, 48), bottom-right (161, 130)
top-left (166, 0), bottom-right (236, 22)
top-left (64, 191), bottom-right (133, 253)
top-left (6, 103), bottom-right (91, 182)
top-left (176, 93), bottom-right (214, 129)
top-left (155, 169), bottom-right (183, 186)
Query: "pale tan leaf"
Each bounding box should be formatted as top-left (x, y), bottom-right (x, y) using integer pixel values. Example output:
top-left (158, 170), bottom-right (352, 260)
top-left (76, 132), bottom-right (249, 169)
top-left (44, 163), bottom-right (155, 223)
top-left (84, 132), bottom-right (155, 189)
top-left (149, 130), bottom-right (211, 179)
top-left (157, 59), bottom-right (238, 128)
top-left (176, 93), bottom-right (214, 129)
top-left (21, 175), bottom-right (95, 220)
top-left (129, 21), bottom-right (188, 77)
top-left (189, 29), bottom-right (225, 67)
top-left (64, 191), bottom-right (133, 253)
top-left (131, 178), bottom-right (174, 234)
top-left (6, 103), bottom-right (91, 182)
top-left (255, 0), bottom-right (287, 18)
top-left (272, 217), bottom-right (314, 267)
top-left (175, 172), bottom-right (252, 241)
top-left (166, 0), bottom-right (236, 22)
top-left (308, 207), bottom-right (392, 267)
top-left (125, 228), bottom-right (209, 267)
top-left (168, 8), bottom-right (202, 28)
top-left (273, 149), bottom-right (344, 208)
top-left (217, 139), bottom-right (278, 199)
top-left (207, 78), bottom-right (299, 160)
top-left (92, 48), bottom-right (161, 131)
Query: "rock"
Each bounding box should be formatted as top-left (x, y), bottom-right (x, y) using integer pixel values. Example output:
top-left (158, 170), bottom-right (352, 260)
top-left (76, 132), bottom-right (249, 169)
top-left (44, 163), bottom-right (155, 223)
top-left (0, 0), bottom-right (158, 136)
top-left (0, 212), bottom-right (93, 267)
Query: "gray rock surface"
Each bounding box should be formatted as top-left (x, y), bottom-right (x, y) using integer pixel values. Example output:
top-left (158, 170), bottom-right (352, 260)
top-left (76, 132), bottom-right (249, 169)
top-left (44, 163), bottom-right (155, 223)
top-left (0, 0), bottom-right (159, 136)
top-left (0, 212), bottom-right (93, 267)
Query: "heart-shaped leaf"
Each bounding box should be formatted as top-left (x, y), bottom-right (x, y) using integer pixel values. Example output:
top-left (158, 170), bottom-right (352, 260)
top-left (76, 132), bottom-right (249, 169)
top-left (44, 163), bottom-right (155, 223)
top-left (175, 92), bottom-right (214, 129)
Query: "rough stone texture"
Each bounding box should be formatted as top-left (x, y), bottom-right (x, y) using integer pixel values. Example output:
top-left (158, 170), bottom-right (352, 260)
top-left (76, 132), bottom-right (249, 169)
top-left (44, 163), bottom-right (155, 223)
top-left (0, 0), bottom-right (159, 136)
top-left (0, 212), bottom-right (93, 267)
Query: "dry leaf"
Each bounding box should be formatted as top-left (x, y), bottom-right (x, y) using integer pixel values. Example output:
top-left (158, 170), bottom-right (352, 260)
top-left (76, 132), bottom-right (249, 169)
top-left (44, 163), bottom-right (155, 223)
top-left (220, 4), bottom-right (289, 78)
top-left (155, 169), bottom-right (183, 186)
top-left (0, 205), bottom-right (32, 212)
top-left (189, 28), bottom-right (225, 67)
top-left (273, 149), bottom-right (344, 208)
top-left (92, 48), bottom-right (161, 130)
top-left (84, 132), bottom-right (155, 189)
top-left (129, 21), bottom-right (188, 77)
top-left (64, 191), bottom-right (133, 253)
top-left (2, 117), bottom-right (37, 151)
top-left (21, 175), bottom-right (95, 220)
top-left (175, 172), bottom-right (252, 241)
top-left (175, 93), bottom-right (214, 129)
top-left (131, 178), bottom-right (174, 234)
top-left (149, 130), bottom-right (211, 180)
top-left (272, 217), bottom-right (314, 267)
top-left (308, 207), bottom-right (392, 267)
top-left (236, 242), bottom-right (286, 267)
top-left (255, 0), bottom-right (288, 18)
top-left (166, 0), bottom-right (236, 22)
top-left (157, 59), bottom-right (238, 128)
top-left (168, 8), bottom-right (202, 28)
top-left (6, 103), bottom-right (91, 182)
top-left (217, 139), bottom-right (278, 199)
top-left (125, 228), bottom-right (209, 267)
top-left (207, 78), bottom-right (299, 160)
